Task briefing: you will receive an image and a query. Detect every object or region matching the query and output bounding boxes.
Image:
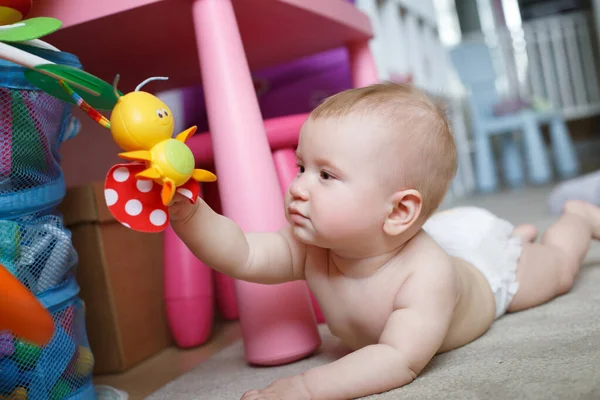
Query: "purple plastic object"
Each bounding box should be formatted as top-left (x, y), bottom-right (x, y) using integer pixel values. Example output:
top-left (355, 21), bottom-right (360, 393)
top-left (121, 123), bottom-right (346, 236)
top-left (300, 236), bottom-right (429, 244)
top-left (253, 47), bottom-right (353, 119)
top-left (0, 332), bottom-right (14, 358)
top-left (184, 47), bottom-right (353, 131)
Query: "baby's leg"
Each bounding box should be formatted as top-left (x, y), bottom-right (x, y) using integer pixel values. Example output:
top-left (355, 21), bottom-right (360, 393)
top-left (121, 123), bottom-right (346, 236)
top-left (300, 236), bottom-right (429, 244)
top-left (513, 224), bottom-right (538, 243)
top-left (508, 200), bottom-right (600, 312)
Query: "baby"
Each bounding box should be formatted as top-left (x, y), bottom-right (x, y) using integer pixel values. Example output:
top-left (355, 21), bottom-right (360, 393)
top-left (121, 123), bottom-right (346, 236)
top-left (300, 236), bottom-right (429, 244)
top-left (169, 83), bottom-right (600, 400)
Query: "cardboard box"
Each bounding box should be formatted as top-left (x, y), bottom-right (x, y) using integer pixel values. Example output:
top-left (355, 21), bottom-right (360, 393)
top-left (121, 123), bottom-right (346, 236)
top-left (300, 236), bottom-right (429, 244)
top-left (58, 182), bottom-right (172, 374)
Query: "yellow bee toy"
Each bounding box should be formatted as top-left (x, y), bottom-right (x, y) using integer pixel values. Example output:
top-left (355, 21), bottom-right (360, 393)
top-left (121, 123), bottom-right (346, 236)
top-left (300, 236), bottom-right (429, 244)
top-left (109, 76), bottom-right (216, 205)
top-left (59, 76), bottom-right (217, 232)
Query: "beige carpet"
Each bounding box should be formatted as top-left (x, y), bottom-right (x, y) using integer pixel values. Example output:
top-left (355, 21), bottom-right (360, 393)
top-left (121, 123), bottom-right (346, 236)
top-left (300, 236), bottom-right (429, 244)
top-left (148, 187), bottom-right (600, 399)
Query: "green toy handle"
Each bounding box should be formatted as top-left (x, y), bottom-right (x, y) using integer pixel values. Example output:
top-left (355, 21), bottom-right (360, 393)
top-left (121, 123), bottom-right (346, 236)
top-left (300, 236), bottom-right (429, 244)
top-left (0, 41), bottom-right (98, 96)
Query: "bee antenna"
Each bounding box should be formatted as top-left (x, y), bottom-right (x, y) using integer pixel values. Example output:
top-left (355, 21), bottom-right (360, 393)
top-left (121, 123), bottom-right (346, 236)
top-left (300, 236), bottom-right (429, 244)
top-left (112, 74), bottom-right (121, 100)
top-left (135, 76), bottom-right (169, 92)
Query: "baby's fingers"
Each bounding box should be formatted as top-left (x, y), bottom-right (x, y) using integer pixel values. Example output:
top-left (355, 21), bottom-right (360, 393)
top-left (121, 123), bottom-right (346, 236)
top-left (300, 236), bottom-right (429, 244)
top-left (168, 195), bottom-right (198, 222)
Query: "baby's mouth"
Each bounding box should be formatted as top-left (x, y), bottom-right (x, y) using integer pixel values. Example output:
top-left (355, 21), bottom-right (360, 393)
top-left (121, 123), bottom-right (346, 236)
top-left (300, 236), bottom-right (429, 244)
top-left (288, 207), bottom-right (309, 222)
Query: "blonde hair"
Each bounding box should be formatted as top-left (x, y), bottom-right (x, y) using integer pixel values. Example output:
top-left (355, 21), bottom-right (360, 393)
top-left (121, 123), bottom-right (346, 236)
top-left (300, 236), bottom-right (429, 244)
top-left (309, 82), bottom-right (457, 221)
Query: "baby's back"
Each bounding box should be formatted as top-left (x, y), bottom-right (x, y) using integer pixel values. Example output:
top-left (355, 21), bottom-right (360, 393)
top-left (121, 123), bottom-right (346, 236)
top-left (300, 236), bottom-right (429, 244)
top-left (440, 256), bottom-right (496, 352)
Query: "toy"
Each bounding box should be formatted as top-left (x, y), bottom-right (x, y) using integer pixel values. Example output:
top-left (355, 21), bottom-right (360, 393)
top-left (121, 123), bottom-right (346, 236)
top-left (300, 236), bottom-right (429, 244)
top-left (0, 7), bottom-right (97, 398)
top-left (71, 346), bottom-right (94, 378)
top-left (0, 0), bottom-right (32, 25)
top-left (0, 358), bottom-right (18, 393)
top-left (12, 339), bottom-right (42, 369)
top-left (0, 386), bottom-right (27, 400)
top-left (0, 332), bottom-right (14, 357)
top-left (0, 264), bottom-right (54, 347)
top-left (0, 19), bottom-right (217, 232)
top-left (104, 76), bottom-right (216, 205)
top-left (0, 11), bottom-right (110, 102)
top-left (58, 76), bottom-right (217, 232)
top-left (49, 379), bottom-right (70, 399)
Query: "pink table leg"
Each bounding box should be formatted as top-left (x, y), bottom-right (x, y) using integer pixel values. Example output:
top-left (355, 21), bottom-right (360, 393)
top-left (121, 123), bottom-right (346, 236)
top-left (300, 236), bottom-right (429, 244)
top-left (348, 40), bottom-right (379, 87)
top-left (192, 0), bottom-right (321, 366)
top-left (164, 223), bottom-right (214, 348)
top-left (203, 180), bottom-right (239, 321)
top-left (272, 148), bottom-right (326, 324)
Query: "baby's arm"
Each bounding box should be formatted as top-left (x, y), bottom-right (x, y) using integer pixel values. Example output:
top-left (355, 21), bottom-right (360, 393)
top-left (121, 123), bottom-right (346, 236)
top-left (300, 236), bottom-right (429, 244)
top-left (169, 196), bottom-right (306, 284)
top-left (301, 260), bottom-right (456, 399)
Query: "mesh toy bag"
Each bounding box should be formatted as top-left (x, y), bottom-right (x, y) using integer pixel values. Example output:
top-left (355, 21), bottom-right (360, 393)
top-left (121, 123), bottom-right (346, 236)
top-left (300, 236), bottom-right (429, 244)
top-left (0, 43), bottom-right (96, 400)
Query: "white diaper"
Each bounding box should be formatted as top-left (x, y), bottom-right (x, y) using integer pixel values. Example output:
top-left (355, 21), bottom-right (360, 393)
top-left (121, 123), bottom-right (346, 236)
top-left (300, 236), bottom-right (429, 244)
top-left (423, 207), bottom-right (522, 319)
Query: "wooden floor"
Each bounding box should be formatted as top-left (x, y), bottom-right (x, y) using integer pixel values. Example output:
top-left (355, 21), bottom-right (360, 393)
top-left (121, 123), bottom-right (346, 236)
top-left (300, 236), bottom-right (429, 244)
top-left (92, 321), bottom-right (243, 399)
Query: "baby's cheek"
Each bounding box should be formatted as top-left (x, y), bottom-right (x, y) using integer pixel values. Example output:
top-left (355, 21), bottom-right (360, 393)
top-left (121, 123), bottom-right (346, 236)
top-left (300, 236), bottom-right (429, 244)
top-left (320, 204), bottom-right (361, 232)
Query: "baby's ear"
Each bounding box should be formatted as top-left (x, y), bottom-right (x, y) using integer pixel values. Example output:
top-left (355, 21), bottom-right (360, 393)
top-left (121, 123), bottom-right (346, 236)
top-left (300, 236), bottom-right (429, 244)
top-left (383, 189), bottom-right (422, 236)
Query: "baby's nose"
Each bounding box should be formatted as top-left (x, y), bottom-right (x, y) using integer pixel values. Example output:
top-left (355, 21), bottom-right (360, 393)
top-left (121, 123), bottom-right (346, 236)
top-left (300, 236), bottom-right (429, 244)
top-left (289, 181), bottom-right (308, 200)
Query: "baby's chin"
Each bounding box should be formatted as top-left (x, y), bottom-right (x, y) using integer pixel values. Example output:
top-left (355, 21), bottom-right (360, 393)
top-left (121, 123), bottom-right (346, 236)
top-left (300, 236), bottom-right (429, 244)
top-left (290, 224), bottom-right (321, 247)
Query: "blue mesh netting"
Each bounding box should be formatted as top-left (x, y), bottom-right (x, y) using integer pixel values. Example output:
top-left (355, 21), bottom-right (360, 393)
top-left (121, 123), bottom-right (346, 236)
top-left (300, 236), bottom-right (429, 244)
top-left (0, 281), bottom-right (95, 400)
top-left (1, 212), bottom-right (78, 296)
top-left (0, 43), bottom-right (81, 218)
top-left (0, 44), bottom-right (96, 399)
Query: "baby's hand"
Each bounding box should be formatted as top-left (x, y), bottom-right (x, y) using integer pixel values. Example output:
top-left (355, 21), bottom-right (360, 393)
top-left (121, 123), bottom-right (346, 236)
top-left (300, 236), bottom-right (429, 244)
top-left (241, 375), bottom-right (311, 400)
top-left (168, 193), bottom-right (200, 222)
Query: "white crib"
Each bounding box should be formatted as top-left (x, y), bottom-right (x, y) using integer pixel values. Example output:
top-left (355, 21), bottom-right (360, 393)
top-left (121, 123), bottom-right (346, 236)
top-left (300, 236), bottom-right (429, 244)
top-left (492, 11), bottom-right (600, 121)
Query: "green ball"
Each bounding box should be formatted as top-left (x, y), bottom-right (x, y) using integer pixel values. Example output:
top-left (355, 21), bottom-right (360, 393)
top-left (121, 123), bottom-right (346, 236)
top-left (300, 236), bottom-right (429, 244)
top-left (50, 380), bottom-right (71, 400)
top-left (11, 340), bottom-right (42, 369)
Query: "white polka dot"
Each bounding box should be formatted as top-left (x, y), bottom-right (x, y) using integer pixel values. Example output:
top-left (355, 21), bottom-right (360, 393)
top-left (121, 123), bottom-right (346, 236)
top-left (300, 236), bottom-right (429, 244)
top-left (104, 189), bottom-right (118, 206)
top-left (125, 199), bottom-right (143, 216)
top-left (136, 179), bottom-right (153, 193)
top-left (121, 222), bottom-right (131, 228)
top-left (113, 167), bottom-right (130, 182)
top-left (177, 188), bottom-right (193, 199)
top-left (149, 209), bottom-right (167, 226)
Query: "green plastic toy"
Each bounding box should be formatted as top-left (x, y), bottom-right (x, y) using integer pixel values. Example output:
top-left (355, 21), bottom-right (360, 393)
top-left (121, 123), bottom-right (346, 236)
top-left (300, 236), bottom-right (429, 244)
top-left (0, 15), bottom-right (121, 110)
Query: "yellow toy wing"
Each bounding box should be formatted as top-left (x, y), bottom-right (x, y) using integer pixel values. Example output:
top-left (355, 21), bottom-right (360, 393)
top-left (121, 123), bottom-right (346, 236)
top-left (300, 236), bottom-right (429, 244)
top-left (136, 167), bottom-right (161, 180)
top-left (119, 150), bottom-right (152, 161)
top-left (161, 179), bottom-right (176, 206)
top-left (175, 126), bottom-right (197, 143)
top-left (192, 169), bottom-right (217, 182)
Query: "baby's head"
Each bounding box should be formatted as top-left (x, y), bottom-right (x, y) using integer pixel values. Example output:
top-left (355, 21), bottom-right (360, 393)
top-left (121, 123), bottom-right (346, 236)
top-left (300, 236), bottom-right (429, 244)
top-left (287, 82), bottom-right (456, 253)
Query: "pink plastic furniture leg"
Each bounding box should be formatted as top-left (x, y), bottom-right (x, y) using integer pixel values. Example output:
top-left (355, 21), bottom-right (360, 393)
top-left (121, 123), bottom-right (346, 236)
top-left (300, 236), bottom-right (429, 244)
top-left (272, 148), bottom-right (326, 324)
top-left (273, 149), bottom-right (325, 324)
top-left (348, 40), bottom-right (379, 87)
top-left (193, 0), bottom-right (320, 366)
top-left (184, 113), bottom-right (313, 325)
top-left (203, 180), bottom-right (239, 321)
top-left (164, 191), bottom-right (215, 347)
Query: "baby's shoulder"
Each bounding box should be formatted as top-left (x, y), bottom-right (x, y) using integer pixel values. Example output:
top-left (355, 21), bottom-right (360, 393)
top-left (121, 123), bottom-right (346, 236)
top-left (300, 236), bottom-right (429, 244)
top-left (395, 231), bottom-right (457, 289)
top-left (403, 230), bottom-right (454, 268)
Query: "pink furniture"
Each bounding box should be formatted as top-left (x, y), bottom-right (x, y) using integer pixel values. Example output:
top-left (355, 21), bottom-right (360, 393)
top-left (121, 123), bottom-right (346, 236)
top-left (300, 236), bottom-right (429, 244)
top-left (31, 0), bottom-right (377, 366)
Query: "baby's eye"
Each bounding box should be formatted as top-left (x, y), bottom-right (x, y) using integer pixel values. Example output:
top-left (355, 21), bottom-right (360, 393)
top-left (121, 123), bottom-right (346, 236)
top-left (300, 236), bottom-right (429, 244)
top-left (296, 164), bottom-right (305, 173)
top-left (156, 109), bottom-right (164, 118)
top-left (320, 171), bottom-right (332, 180)
top-left (163, 108), bottom-right (169, 117)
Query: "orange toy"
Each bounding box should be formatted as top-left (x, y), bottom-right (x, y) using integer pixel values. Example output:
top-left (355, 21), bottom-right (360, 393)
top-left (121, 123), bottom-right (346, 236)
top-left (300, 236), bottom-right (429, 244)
top-left (0, 0), bottom-right (32, 25)
top-left (0, 264), bottom-right (54, 346)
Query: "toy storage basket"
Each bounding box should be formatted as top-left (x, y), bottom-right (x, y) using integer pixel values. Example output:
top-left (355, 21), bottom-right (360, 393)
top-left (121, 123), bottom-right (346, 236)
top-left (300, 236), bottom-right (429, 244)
top-left (0, 44), bottom-right (96, 400)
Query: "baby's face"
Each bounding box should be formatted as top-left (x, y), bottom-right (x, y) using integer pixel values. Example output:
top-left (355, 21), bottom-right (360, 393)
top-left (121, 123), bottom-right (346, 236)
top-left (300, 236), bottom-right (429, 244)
top-left (286, 117), bottom-right (392, 250)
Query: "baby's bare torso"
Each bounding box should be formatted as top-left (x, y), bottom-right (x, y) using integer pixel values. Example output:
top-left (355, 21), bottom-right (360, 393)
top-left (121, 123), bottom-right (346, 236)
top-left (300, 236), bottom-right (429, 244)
top-left (305, 231), bottom-right (497, 353)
